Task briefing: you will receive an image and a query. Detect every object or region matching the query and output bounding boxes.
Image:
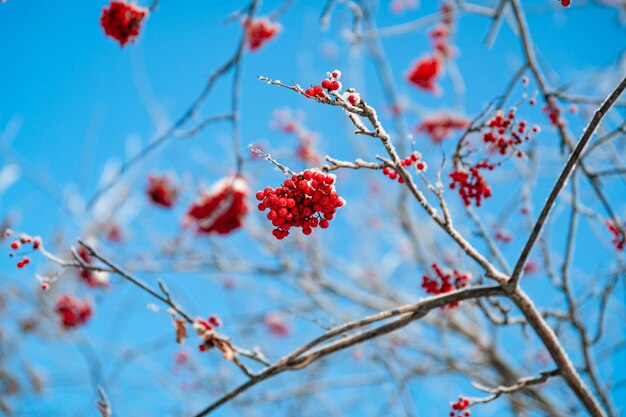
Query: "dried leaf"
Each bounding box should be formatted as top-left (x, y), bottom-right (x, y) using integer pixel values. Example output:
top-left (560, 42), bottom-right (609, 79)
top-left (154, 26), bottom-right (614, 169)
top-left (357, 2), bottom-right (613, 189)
top-left (173, 318), bottom-right (187, 344)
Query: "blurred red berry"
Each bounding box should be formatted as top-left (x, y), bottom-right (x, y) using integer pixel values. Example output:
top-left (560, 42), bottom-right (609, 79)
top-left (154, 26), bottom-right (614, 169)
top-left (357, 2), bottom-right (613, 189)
top-left (100, 1), bottom-right (148, 46)
top-left (55, 295), bottom-right (93, 330)
top-left (186, 176), bottom-right (250, 235)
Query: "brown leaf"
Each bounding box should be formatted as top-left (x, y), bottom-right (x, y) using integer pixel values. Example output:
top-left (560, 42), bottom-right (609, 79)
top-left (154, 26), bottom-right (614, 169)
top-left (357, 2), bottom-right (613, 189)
top-left (173, 318), bottom-right (187, 344)
top-left (214, 338), bottom-right (235, 361)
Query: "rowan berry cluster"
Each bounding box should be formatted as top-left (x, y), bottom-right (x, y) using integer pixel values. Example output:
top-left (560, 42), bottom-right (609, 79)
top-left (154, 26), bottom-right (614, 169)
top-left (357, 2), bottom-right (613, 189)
top-left (407, 56), bottom-right (441, 93)
top-left (449, 162), bottom-right (494, 207)
top-left (256, 170), bottom-right (344, 239)
top-left (106, 223), bottom-right (124, 243)
top-left (245, 18), bottom-right (280, 51)
top-left (495, 230), bottom-right (513, 244)
top-left (195, 316), bottom-right (222, 352)
top-left (146, 174), bottom-right (178, 208)
top-left (305, 70), bottom-right (343, 99)
top-left (263, 313), bottom-right (290, 337)
top-left (605, 220), bottom-right (625, 250)
top-left (382, 151), bottom-right (427, 184)
top-left (449, 397), bottom-right (471, 417)
top-left (429, 4), bottom-right (456, 59)
top-left (193, 315), bottom-right (236, 360)
top-left (100, 1), bottom-right (148, 46)
top-left (482, 108), bottom-right (540, 158)
top-left (415, 113), bottom-right (469, 143)
top-left (271, 108), bottom-right (321, 165)
top-left (390, 0), bottom-right (418, 14)
top-left (76, 245), bottom-right (110, 288)
top-left (421, 263), bottom-right (470, 309)
top-left (543, 98), bottom-right (565, 127)
top-left (186, 176), bottom-right (250, 235)
top-left (406, 4), bottom-right (455, 93)
top-left (4, 230), bottom-right (41, 269)
top-left (524, 260), bottom-right (539, 274)
top-left (55, 295), bottom-right (93, 330)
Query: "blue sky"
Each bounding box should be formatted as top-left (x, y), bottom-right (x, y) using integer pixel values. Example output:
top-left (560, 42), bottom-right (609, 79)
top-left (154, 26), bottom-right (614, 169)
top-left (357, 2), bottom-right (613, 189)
top-left (1, 1), bottom-right (626, 416)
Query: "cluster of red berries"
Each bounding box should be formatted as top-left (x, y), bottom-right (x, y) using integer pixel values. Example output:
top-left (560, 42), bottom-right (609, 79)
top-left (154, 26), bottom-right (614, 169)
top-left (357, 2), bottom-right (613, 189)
top-left (495, 230), bottom-right (513, 244)
top-left (245, 17), bottom-right (280, 51)
top-left (195, 315), bottom-right (222, 351)
top-left (256, 170), bottom-right (344, 239)
top-left (429, 4), bottom-right (455, 59)
top-left (76, 245), bottom-right (110, 288)
top-left (415, 113), bottom-right (469, 143)
top-left (186, 176), bottom-right (250, 235)
top-left (100, 1), bottom-right (147, 46)
top-left (305, 70), bottom-right (343, 99)
top-left (422, 263), bottom-right (470, 309)
top-left (382, 151), bottom-right (427, 184)
top-left (146, 173), bottom-right (250, 236)
top-left (55, 295), bottom-right (93, 330)
top-left (406, 4), bottom-right (455, 93)
top-left (543, 98), bottom-right (564, 127)
top-left (271, 108), bottom-right (321, 165)
top-left (193, 315), bottom-right (236, 360)
top-left (390, 0), bottom-right (418, 14)
top-left (523, 260), bottom-right (539, 274)
top-left (106, 223), bottom-right (124, 243)
top-left (175, 350), bottom-right (190, 366)
top-left (5, 230), bottom-right (41, 269)
top-left (449, 162), bottom-right (494, 207)
top-left (147, 174), bottom-right (178, 208)
top-left (605, 220), bottom-right (625, 251)
top-left (449, 397), bottom-right (471, 417)
top-left (263, 313), bottom-right (290, 337)
top-left (407, 56), bottom-right (441, 93)
top-left (482, 109), bottom-right (539, 158)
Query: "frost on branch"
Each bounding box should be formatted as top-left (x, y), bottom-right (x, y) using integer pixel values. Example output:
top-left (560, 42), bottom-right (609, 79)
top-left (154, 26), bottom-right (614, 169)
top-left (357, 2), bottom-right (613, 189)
top-left (304, 69), bottom-right (344, 99)
top-left (194, 316), bottom-right (235, 360)
top-left (4, 230), bottom-right (41, 270)
top-left (76, 243), bottom-right (110, 288)
top-left (449, 397), bottom-right (471, 417)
